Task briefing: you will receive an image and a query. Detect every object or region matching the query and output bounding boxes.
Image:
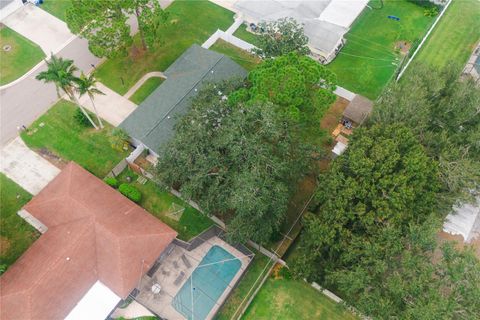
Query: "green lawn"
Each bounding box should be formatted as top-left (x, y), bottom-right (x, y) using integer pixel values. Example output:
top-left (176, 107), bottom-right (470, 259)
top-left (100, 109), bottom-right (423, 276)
top-left (215, 248), bottom-right (270, 320)
top-left (95, 0), bottom-right (234, 95)
top-left (0, 26), bottom-right (45, 85)
top-left (40, 0), bottom-right (72, 21)
top-left (129, 77), bottom-right (165, 105)
top-left (21, 100), bottom-right (129, 178)
top-left (327, 0), bottom-right (434, 99)
top-left (116, 168), bottom-right (214, 241)
top-left (233, 25), bottom-right (262, 47)
top-left (243, 276), bottom-right (357, 320)
top-left (415, 0), bottom-right (480, 68)
top-left (210, 39), bottom-right (261, 71)
top-left (0, 174), bottom-right (38, 271)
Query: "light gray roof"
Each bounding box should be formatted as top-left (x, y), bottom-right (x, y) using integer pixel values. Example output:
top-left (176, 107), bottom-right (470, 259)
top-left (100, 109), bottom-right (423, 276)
top-left (120, 45), bottom-right (247, 154)
top-left (343, 94), bottom-right (373, 124)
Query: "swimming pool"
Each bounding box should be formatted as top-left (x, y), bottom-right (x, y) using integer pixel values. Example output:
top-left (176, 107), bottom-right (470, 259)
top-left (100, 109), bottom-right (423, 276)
top-left (172, 245), bottom-right (242, 320)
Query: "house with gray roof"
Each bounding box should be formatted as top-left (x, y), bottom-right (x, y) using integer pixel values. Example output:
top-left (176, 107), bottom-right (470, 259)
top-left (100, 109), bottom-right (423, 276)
top-left (120, 44), bottom-right (248, 159)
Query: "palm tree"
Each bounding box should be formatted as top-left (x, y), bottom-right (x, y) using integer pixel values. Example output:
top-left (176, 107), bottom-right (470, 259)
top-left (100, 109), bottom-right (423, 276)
top-left (75, 72), bottom-right (105, 129)
top-left (36, 55), bottom-right (98, 129)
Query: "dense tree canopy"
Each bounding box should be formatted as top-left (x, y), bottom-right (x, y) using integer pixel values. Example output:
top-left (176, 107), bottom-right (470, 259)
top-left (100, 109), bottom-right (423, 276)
top-left (252, 17), bottom-right (310, 58)
top-left (66, 0), bottom-right (167, 58)
top-left (156, 82), bottom-right (310, 243)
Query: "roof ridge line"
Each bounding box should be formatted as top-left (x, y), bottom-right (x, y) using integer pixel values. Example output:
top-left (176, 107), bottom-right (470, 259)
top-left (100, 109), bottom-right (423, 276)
top-left (141, 53), bottom-right (226, 139)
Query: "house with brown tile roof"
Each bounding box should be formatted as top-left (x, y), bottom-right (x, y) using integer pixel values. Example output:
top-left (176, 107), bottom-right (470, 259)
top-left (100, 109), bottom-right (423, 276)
top-left (0, 162), bottom-right (177, 320)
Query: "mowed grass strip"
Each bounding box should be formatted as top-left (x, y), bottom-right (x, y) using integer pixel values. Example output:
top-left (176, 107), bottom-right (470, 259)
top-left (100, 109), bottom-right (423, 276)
top-left (233, 25), bottom-right (262, 47)
top-left (21, 100), bottom-right (129, 178)
top-left (242, 276), bottom-right (358, 320)
top-left (116, 169), bottom-right (213, 241)
top-left (40, 0), bottom-right (72, 21)
top-left (0, 26), bottom-right (45, 85)
top-left (215, 248), bottom-right (270, 320)
top-left (129, 77), bottom-right (165, 105)
top-left (0, 174), bottom-right (38, 270)
top-left (327, 0), bottom-right (434, 99)
top-left (415, 0), bottom-right (480, 68)
top-left (210, 39), bottom-right (261, 71)
top-left (95, 0), bottom-right (234, 95)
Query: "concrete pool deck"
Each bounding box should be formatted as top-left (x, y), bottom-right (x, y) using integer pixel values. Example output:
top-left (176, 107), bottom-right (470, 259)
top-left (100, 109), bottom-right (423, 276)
top-left (133, 236), bottom-right (252, 320)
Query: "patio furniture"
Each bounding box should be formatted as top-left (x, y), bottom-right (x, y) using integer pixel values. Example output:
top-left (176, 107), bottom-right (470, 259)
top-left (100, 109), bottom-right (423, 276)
top-left (151, 283), bottom-right (162, 294)
top-left (174, 271), bottom-right (185, 286)
top-left (173, 260), bottom-right (179, 269)
top-left (181, 254), bottom-right (192, 268)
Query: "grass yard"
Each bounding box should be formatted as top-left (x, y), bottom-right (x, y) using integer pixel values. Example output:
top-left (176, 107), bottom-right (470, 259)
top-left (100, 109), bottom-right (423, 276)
top-left (415, 0), bottom-right (480, 68)
top-left (0, 26), bottom-right (45, 85)
top-left (233, 25), bottom-right (262, 47)
top-left (327, 0), bottom-right (434, 99)
top-left (95, 0), bottom-right (234, 95)
top-left (40, 0), bottom-right (72, 21)
top-left (129, 77), bottom-right (165, 105)
top-left (210, 39), bottom-right (261, 71)
top-left (0, 174), bottom-right (38, 271)
top-left (116, 168), bottom-right (214, 241)
top-left (215, 248), bottom-right (270, 320)
top-left (242, 275), bottom-right (358, 320)
top-left (21, 100), bottom-right (129, 178)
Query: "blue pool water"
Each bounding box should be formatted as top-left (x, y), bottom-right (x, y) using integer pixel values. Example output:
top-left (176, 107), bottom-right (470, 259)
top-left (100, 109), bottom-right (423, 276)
top-left (172, 245), bottom-right (241, 320)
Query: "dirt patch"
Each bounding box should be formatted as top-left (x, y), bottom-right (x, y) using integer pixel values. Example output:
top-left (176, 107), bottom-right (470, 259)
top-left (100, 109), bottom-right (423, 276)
top-left (320, 96), bottom-right (349, 133)
top-left (0, 236), bottom-right (11, 256)
top-left (395, 41), bottom-right (411, 55)
top-left (37, 148), bottom-right (68, 169)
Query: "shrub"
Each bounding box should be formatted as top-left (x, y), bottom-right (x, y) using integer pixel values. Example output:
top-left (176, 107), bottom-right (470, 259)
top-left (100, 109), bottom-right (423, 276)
top-left (119, 183), bottom-right (141, 203)
top-left (104, 177), bottom-right (119, 188)
top-left (73, 108), bottom-right (93, 127)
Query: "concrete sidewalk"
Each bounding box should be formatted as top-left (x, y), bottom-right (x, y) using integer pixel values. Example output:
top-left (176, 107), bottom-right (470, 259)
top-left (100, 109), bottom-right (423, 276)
top-left (77, 82), bottom-right (137, 127)
top-left (0, 137), bottom-right (60, 195)
top-left (2, 4), bottom-right (74, 55)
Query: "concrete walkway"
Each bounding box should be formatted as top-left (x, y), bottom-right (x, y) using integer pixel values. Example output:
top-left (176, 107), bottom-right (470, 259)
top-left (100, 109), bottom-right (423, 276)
top-left (77, 82), bottom-right (137, 127)
top-left (334, 86), bottom-right (356, 101)
top-left (2, 4), bottom-right (75, 55)
top-left (0, 137), bottom-right (60, 195)
top-left (123, 71), bottom-right (166, 99)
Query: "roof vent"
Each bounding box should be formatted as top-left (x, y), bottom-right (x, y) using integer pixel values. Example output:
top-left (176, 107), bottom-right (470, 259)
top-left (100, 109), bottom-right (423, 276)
top-left (66, 257), bottom-right (71, 261)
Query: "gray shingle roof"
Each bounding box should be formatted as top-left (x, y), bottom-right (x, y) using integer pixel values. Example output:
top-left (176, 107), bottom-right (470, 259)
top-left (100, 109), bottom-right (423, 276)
top-left (120, 45), bottom-right (248, 154)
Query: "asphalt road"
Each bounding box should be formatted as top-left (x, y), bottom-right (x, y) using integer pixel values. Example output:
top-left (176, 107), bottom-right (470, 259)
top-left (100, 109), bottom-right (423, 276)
top-left (0, 37), bottom-right (101, 146)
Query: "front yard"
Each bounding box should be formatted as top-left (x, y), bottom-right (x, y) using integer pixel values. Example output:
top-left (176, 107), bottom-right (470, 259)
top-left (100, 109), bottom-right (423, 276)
top-left (0, 174), bottom-right (38, 271)
top-left (21, 100), bottom-right (129, 178)
top-left (40, 0), bottom-right (72, 21)
top-left (129, 77), bottom-right (165, 105)
top-left (242, 273), bottom-right (358, 320)
top-left (95, 0), bottom-right (235, 95)
top-left (0, 26), bottom-right (45, 85)
top-left (327, 0), bottom-right (434, 99)
top-left (415, 0), bottom-right (480, 68)
top-left (116, 168), bottom-right (213, 241)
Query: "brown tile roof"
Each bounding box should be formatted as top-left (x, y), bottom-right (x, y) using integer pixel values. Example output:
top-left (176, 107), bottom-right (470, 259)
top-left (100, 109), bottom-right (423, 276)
top-left (0, 162), bottom-right (177, 320)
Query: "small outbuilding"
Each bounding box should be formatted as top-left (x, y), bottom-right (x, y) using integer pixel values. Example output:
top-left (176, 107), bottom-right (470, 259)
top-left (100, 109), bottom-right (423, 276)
top-left (342, 94), bottom-right (373, 126)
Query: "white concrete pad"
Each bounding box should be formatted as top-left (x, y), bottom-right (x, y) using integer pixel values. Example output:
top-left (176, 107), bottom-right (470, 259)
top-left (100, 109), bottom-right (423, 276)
top-left (2, 4), bottom-right (74, 55)
top-left (0, 137), bottom-right (60, 195)
top-left (77, 82), bottom-right (137, 127)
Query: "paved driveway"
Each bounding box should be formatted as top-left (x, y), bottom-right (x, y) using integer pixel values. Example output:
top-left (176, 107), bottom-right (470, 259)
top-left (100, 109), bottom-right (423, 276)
top-left (77, 82), bottom-right (137, 127)
top-left (0, 137), bottom-right (60, 195)
top-left (2, 4), bottom-right (74, 55)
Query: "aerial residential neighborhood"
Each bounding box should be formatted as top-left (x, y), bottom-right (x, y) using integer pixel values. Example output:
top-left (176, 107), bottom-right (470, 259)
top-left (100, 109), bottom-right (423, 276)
top-left (0, 0), bottom-right (479, 320)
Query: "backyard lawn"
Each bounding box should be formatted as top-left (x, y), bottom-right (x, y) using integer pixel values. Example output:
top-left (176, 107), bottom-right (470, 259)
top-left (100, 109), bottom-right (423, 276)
top-left (95, 0), bottom-right (235, 95)
top-left (242, 274), bottom-right (357, 320)
top-left (210, 39), bottom-right (261, 71)
top-left (116, 168), bottom-right (214, 241)
top-left (21, 100), bottom-right (129, 178)
top-left (0, 26), bottom-right (45, 85)
top-left (129, 77), bottom-right (165, 105)
top-left (415, 0), bottom-right (480, 68)
top-left (327, 0), bottom-right (434, 99)
top-left (40, 0), bottom-right (72, 21)
top-left (0, 174), bottom-right (38, 271)
top-left (233, 25), bottom-right (262, 47)
top-left (215, 248), bottom-right (270, 320)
